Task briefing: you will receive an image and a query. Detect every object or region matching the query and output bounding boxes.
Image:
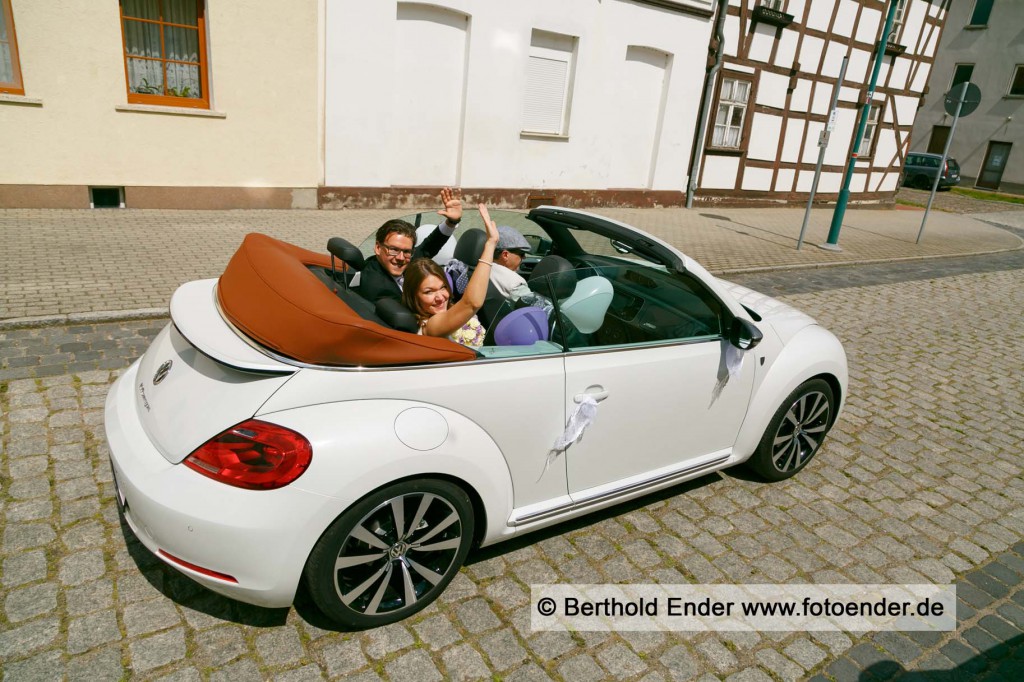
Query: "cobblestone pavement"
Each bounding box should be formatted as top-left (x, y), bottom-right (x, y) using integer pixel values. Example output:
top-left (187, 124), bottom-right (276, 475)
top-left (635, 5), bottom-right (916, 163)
top-left (1, 204), bottom-right (1019, 321)
top-left (2, 262), bottom-right (1023, 680)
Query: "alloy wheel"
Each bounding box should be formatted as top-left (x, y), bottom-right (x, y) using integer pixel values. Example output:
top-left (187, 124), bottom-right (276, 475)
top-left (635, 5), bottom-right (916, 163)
top-left (332, 492), bottom-right (464, 617)
top-left (771, 390), bottom-right (831, 473)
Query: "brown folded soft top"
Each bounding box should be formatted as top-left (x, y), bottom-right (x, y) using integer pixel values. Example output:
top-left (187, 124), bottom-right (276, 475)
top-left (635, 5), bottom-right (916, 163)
top-left (217, 233), bottom-right (476, 366)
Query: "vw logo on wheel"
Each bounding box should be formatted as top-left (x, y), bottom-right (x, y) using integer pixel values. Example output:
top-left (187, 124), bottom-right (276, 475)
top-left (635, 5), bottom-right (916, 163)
top-left (153, 360), bottom-right (173, 385)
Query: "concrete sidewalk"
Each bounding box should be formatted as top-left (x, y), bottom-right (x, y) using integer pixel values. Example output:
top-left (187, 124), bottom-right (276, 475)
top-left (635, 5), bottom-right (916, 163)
top-left (0, 203), bottom-right (1020, 323)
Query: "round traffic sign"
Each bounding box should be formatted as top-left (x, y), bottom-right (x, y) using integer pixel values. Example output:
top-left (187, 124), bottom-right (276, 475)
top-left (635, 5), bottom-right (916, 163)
top-left (944, 82), bottom-right (981, 117)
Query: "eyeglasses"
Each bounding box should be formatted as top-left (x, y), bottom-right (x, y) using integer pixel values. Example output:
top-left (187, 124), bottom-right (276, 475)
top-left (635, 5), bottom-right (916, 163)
top-left (381, 244), bottom-right (414, 259)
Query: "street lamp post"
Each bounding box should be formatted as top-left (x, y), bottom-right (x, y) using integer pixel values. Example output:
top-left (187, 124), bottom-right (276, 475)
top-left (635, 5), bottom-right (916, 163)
top-left (822, 0), bottom-right (900, 250)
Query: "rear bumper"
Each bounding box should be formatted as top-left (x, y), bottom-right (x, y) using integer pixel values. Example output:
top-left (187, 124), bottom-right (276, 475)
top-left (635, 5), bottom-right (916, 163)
top-left (104, 361), bottom-right (339, 608)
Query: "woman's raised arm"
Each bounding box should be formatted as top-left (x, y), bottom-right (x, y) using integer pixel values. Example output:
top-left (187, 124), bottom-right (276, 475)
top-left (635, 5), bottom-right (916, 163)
top-left (422, 205), bottom-right (499, 338)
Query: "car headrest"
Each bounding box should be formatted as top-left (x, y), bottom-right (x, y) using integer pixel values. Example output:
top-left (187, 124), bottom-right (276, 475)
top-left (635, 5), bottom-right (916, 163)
top-left (560, 276), bottom-right (613, 334)
top-left (528, 255), bottom-right (576, 299)
top-left (416, 224), bottom-right (458, 265)
top-left (453, 228), bottom-right (487, 266)
top-left (493, 307), bottom-right (549, 346)
top-left (375, 298), bottom-right (420, 333)
top-left (327, 237), bottom-right (365, 271)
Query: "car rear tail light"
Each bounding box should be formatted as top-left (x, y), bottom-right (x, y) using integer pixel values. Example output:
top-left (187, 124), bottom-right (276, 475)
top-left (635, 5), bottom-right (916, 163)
top-left (943, 161), bottom-right (949, 176)
top-left (184, 419), bottom-right (312, 490)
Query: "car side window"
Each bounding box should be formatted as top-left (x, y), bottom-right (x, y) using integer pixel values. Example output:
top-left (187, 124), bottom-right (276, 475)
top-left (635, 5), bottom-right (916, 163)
top-left (551, 265), bottom-right (724, 351)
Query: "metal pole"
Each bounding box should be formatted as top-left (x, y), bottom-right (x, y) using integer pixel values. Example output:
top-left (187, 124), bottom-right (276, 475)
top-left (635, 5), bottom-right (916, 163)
top-left (687, 0), bottom-right (729, 209)
top-left (798, 56), bottom-right (848, 250)
top-left (824, 0), bottom-right (899, 249)
top-left (916, 82), bottom-right (967, 244)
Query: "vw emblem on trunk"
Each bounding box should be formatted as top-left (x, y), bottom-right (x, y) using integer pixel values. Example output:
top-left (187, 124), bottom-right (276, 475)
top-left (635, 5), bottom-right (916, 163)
top-left (153, 360), bottom-right (173, 385)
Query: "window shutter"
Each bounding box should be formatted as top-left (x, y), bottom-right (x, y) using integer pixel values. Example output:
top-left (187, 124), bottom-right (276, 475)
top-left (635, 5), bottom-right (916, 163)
top-left (523, 55), bottom-right (568, 134)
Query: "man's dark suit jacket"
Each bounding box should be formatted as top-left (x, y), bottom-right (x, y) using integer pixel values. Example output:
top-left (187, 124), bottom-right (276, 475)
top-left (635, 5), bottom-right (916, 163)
top-left (357, 224), bottom-right (453, 305)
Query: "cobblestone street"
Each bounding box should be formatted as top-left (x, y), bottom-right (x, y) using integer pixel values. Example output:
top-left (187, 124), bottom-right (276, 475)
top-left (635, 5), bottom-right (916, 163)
top-left (2, 261), bottom-right (1022, 680)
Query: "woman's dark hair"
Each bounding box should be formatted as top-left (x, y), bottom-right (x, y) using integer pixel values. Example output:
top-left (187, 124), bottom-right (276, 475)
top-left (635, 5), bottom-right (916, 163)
top-left (401, 258), bottom-right (451, 322)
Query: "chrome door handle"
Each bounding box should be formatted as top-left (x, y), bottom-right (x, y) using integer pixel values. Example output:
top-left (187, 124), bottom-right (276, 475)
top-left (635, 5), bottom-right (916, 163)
top-left (574, 387), bottom-right (609, 403)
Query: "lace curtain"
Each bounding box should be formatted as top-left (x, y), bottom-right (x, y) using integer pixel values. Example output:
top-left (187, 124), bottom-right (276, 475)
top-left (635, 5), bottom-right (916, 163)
top-left (123, 0), bottom-right (201, 98)
top-left (0, 3), bottom-right (14, 85)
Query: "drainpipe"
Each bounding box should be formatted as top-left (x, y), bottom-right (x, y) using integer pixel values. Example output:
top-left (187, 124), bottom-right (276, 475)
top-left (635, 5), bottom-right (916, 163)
top-left (686, 0), bottom-right (728, 209)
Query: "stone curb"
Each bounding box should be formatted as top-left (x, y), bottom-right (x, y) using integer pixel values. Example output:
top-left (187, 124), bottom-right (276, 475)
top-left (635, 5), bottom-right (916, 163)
top-left (0, 308), bottom-right (169, 331)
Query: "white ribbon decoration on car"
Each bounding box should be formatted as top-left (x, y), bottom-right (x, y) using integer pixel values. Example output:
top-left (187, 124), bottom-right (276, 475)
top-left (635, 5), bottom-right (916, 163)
top-left (712, 343), bottom-right (745, 404)
top-left (539, 394), bottom-right (599, 479)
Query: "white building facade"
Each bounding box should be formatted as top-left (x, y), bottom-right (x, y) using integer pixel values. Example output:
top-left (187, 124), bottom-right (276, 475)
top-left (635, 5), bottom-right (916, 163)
top-left (693, 0), bottom-right (948, 206)
top-left (321, 0), bottom-right (717, 208)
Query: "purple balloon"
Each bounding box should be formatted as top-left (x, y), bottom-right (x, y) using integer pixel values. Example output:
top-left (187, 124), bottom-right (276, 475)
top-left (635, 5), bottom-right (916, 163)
top-left (493, 307), bottom-right (548, 346)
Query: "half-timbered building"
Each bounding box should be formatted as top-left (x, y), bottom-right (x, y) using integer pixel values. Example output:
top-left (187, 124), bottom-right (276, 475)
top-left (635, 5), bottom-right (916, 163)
top-left (692, 0), bottom-right (950, 207)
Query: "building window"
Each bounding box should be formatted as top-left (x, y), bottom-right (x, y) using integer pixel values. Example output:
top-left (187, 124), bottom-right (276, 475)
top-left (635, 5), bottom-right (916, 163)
top-left (1009, 66), bottom-right (1024, 96)
top-left (969, 0), bottom-right (994, 26)
top-left (759, 0), bottom-right (784, 9)
top-left (951, 64), bottom-right (975, 90)
top-left (0, 0), bottom-right (24, 95)
top-left (858, 104), bottom-right (882, 157)
top-left (522, 29), bottom-right (577, 136)
top-left (893, 0), bottom-right (908, 23)
top-left (119, 0), bottom-right (209, 108)
top-left (712, 78), bottom-right (750, 148)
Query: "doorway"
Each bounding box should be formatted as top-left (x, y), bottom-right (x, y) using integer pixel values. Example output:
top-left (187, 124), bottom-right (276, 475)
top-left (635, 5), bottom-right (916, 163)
top-left (977, 142), bottom-right (1012, 190)
top-left (927, 126), bottom-right (950, 155)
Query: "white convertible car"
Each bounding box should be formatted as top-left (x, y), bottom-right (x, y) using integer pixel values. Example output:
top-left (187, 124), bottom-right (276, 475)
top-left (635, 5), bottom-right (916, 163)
top-left (105, 207), bottom-right (847, 628)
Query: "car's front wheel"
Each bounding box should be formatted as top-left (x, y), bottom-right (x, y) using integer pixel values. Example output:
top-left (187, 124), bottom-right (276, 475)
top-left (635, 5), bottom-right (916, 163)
top-left (747, 379), bottom-right (834, 482)
top-left (304, 479), bottom-right (474, 628)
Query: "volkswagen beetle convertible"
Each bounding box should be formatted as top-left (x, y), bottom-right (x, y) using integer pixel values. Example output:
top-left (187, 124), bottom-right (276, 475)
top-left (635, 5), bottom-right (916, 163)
top-left (105, 206), bottom-right (847, 627)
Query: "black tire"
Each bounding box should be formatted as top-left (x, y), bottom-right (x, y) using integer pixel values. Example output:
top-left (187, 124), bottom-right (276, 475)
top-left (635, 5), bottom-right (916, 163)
top-left (304, 479), bottom-right (474, 628)
top-left (746, 379), bottom-right (834, 482)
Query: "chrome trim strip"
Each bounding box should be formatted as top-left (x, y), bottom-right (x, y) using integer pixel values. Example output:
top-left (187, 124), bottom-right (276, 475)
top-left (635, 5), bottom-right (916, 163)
top-left (511, 454), bottom-right (731, 526)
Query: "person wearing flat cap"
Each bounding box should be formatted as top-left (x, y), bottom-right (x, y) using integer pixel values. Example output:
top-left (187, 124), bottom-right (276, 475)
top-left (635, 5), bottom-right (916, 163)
top-left (489, 226), bottom-right (532, 298)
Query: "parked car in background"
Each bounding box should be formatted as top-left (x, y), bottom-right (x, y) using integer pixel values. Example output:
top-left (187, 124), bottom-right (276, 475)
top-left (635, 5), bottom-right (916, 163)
top-left (902, 152), bottom-right (961, 190)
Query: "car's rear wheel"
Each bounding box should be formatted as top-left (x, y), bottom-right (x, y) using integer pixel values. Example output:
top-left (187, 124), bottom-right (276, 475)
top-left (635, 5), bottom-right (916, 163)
top-left (747, 379), bottom-right (834, 482)
top-left (304, 479), bottom-right (474, 628)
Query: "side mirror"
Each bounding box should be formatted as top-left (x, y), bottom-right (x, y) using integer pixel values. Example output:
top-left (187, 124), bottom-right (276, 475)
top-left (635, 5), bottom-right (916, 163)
top-left (524, 234), bottom-right (552, 257)
top-left (610, 239), bottom-right (633, 255)
top-left (729, 317), bottom-right (763, 350)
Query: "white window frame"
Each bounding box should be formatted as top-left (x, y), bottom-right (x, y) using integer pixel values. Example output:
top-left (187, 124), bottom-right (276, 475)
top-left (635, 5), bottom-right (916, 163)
top-left (1008, 65), bottom-right (1024, 96)
top-left (950, 63), bottom-right (975, 91)
top-left (889, 0), bottom-right (908, 42)
top-left (759, 0), bottom-right (785, 10)
top-left (858, 103), bottom-right (883, 157)
top-left (521, 30), bottom-right (578, 137)
top-left (711, 77), bottom-right (750, 149)
top-left (968, 0), bottom-right (994, 27)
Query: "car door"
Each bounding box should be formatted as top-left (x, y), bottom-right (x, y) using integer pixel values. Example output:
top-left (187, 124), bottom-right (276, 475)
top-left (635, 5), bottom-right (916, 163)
top-left (558, 265), bottom-right (755, 499)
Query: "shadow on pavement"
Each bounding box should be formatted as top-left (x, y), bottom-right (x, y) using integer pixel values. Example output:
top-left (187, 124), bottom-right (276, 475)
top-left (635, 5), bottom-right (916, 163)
top-left (861, 633), bottom-right (1024, 679)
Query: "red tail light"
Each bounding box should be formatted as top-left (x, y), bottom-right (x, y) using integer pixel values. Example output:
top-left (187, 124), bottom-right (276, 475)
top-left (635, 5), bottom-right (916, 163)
top-left (184, 419), bottom-right (312, 490)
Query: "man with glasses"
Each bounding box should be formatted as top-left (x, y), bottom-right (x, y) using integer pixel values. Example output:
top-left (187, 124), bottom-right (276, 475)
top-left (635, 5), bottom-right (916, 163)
top-left (358, 187), bottom-right (462, 305)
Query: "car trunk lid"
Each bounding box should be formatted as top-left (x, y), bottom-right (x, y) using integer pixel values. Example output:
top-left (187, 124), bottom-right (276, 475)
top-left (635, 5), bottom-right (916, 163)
top-left (136, 280), bottom-right (297, 464)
